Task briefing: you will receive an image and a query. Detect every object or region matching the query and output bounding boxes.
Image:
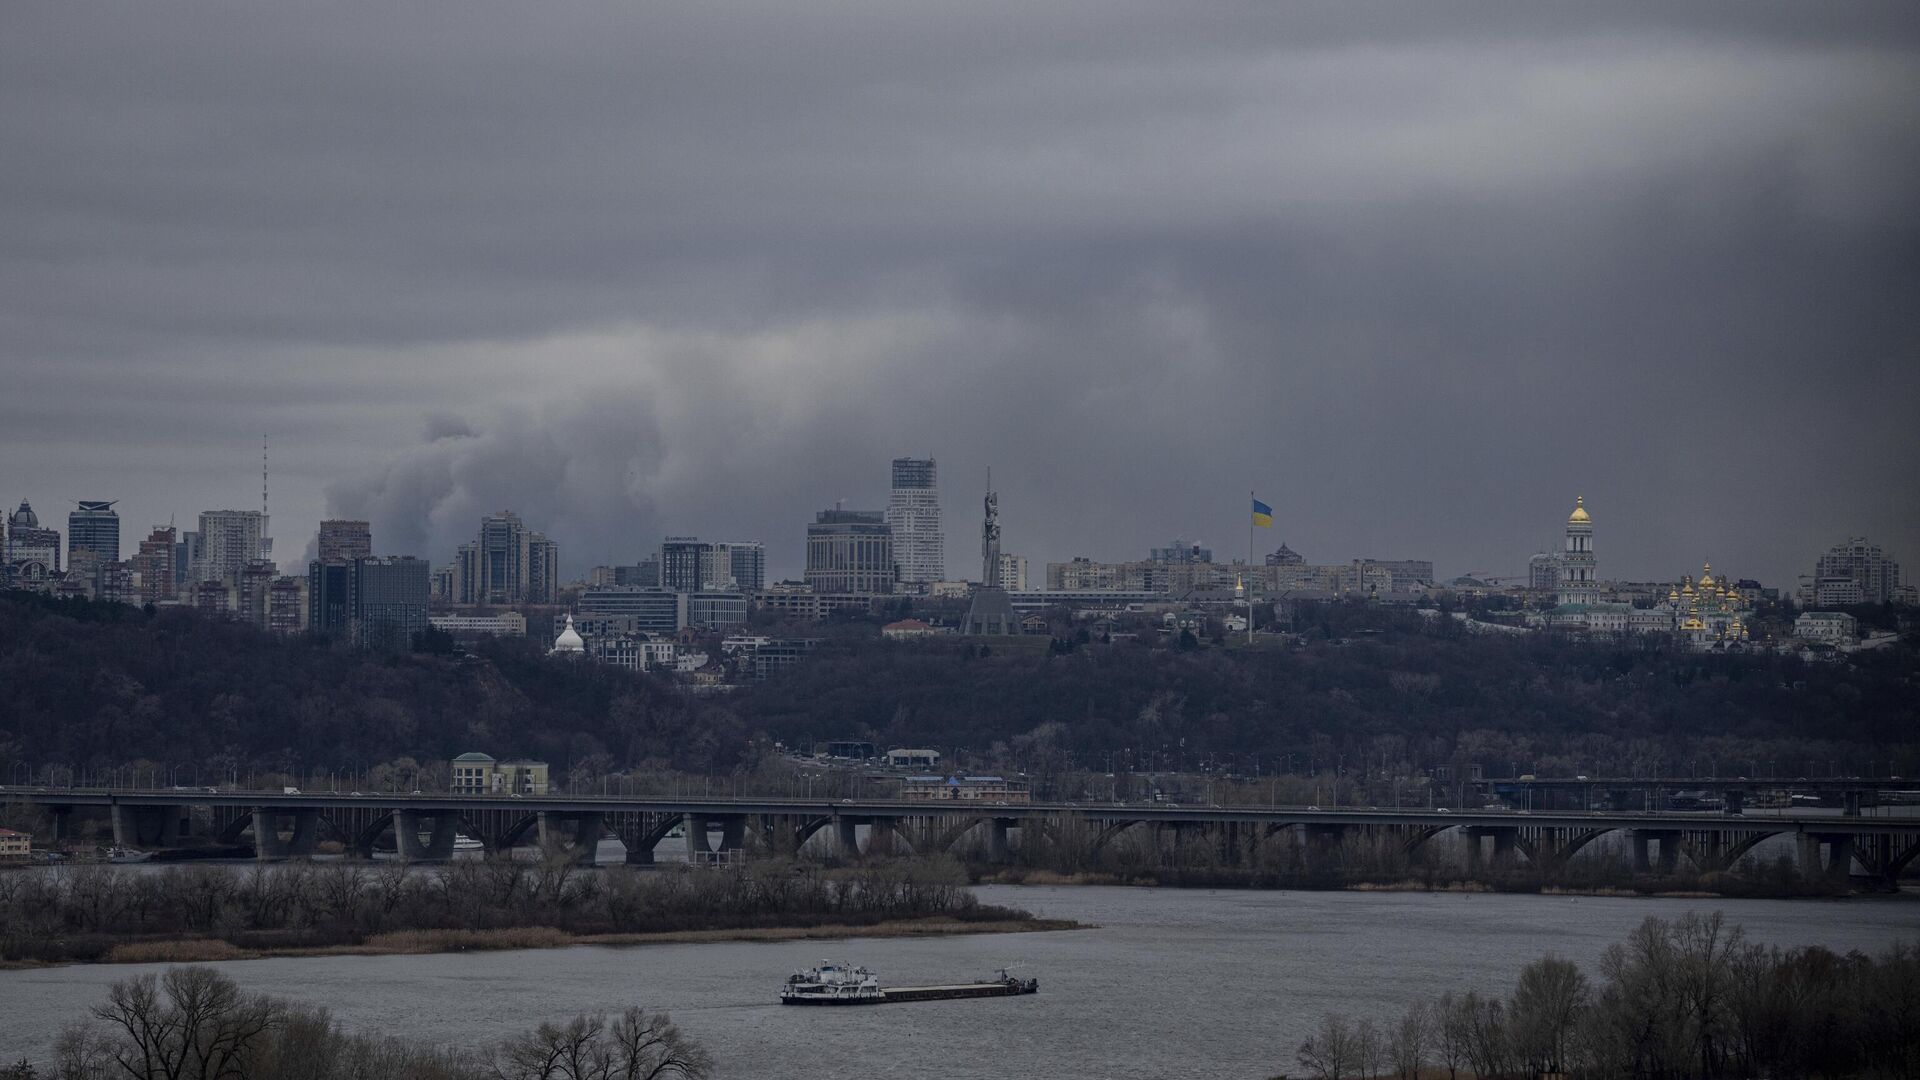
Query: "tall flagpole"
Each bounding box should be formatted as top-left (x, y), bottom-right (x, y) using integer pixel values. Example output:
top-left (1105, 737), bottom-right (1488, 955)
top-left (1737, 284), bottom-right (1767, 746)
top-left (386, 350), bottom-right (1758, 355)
top-left (1248, 490), bottom-right (1255, 646)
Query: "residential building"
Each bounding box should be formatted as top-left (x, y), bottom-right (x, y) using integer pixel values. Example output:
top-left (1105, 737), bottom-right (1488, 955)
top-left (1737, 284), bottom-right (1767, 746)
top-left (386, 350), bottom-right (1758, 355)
top-left (458, 511), bottom-right (558, 605)
top-left (238, 559), bottom-right (278, 628)
top-left (67, 501), bottom-right (120, 564)
top-left (267, 576), bottom-right (306, 634)
top-left (661, 538), bottom-right (761, 592)
top-left (316, 520), bottom-right (372, 564)
top-left (1150, 539), bottom-right (1212, 564)
top-left (1798, 537), bottom-right (1901, 606)
top-left (995, 553), bottom-right (1028, 592)
top-left (1529, 552), bottom-right (1562, 592)
top-left (196, 510), bottom-right (268, 584)
top-left (882, 618), bottom-right (938, 640)
top-left (886, 457), bottom-right (944, 585)
top-left (0, 828), bottom-right (30, 860)
top-left (805, 509), bottom-right (895, 594)
top-left (193, 579), bottom-right (233, 616)
top-left (134, 526), bottom-right (178, 604)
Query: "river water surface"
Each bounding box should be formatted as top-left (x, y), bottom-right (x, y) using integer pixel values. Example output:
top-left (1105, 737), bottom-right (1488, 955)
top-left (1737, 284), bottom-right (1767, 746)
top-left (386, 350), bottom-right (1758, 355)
top-left (3, 886), bottom-right (1914, 1078)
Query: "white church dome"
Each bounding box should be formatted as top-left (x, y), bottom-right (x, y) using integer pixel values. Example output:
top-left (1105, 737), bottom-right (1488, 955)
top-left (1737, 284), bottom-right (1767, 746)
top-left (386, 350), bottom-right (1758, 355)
top-left (551, 614), bottom-right (585, 654)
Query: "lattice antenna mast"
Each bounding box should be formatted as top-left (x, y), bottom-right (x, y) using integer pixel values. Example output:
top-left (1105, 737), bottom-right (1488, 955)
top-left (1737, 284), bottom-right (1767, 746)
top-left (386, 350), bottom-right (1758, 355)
top-left (262, 435), bottom-right (269, 520)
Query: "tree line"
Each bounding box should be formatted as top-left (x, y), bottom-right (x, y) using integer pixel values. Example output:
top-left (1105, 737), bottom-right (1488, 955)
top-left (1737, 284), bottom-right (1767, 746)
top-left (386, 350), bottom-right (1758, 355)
top-left (9, 964), bottom-right (708, 1080)
top-left (0, 856), bottom-right (1017, 964)
top-left (1287, 913), bottom-right (1919, 1079)
top-left (2, 591), bottom-right (1914, 789)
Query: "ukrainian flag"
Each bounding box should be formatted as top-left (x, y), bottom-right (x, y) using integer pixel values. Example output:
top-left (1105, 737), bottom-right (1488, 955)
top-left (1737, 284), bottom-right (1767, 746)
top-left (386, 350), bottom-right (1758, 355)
top-left (1252, 498), bottom-right (1274, 528)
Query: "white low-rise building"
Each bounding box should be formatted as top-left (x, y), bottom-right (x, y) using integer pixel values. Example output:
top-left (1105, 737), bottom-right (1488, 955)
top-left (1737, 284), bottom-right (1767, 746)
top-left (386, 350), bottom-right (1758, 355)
top-left (1794, 611), bottom-right (1858, 643)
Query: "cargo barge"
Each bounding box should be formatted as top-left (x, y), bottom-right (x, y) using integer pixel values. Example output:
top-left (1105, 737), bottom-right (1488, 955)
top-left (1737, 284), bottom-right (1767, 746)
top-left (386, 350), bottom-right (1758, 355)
top-left (780, 961), bottom-right (1038, 1005)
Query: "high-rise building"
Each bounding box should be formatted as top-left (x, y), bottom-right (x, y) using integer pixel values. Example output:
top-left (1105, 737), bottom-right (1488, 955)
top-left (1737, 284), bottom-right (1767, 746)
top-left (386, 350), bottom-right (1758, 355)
top-left (805, 509), bottom-right (896, 594)
top-left (1529, 552), bottom-right (1563, 592)
top-left (196, 510), bottom-right (268, 584)
top-left (660, 538), bottom-right (763, 591)
top-left (1560, 496), bottom-right (1597, 604)
top-left (175, 532), bottom-right (200, 591)
top-left (267, 576), bottom-right (306, 634)
top-left (308, 560), bottom-right (354, 636)
top-left (661, 537), bottom-right (715, 591)
top-left (67, 501), bottom-right (120, 564)
top-left (457, 511), bottom-right (558, 604)
top-left (354, 556), bottom-right (431, 652)
top-left (317, 520), bottom-right (372, 564)
top-left (134, 526), bottom-right (178, 604)
top-left (886, 457), bottom-right (944, 585)
top-left (1799, 537), bottom-right (1902, 607)
top-left (995, 552), bottom-right (1028, 592)
top-left (4, 501), bottom-right (61, 576)
top-left (728, 542), bottom-right (766, 592)
top-left (238, 559), bottom-right (278, 628)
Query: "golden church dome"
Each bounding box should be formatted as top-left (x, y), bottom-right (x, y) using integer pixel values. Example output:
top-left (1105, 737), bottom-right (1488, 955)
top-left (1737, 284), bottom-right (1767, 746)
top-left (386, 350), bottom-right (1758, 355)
top-left (1568, 496), bottom-right (1591, 524)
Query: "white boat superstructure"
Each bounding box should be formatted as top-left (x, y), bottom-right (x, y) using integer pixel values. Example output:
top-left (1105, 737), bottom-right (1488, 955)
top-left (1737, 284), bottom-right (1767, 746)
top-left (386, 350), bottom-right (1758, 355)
top-left (781, 960), bottom-right (884, 1004)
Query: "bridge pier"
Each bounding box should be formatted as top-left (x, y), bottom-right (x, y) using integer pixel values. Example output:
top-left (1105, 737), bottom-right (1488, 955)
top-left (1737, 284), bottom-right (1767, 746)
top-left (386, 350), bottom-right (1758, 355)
top-left (251, 808), bottom-right (320, 861)
top-left (985, 818), bottom-right (1011, 862)
top-left (393, 809), bottom-right (458, 861)
top-left (1843, 791), bottom-right (1863, 818)
top-left (538, 810), bottom-right (604, 865)
top-left (1304, 824), bottom-right (1344, 873)
top-left (835, 817), bottom-right (860, 859)
top-left (111, 804), bottom-right (189, 849)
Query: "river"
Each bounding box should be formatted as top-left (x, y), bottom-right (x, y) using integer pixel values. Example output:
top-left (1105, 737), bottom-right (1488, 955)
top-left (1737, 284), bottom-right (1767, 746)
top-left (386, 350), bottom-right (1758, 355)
top-left (2, 886), bottom-right (1913, 1077)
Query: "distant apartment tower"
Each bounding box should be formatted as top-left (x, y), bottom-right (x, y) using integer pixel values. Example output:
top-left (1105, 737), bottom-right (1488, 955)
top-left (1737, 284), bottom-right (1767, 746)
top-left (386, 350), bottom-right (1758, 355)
top-left (661, 538), bottom-right (765, 591)
top-left (67, 501), bottom-right (120, 564)
top-left (886, 457), bottom-right (944, 585)
top-left (134, 526), bottom-right (178, 604)
top-left (196, 510), bottom-right (268, 584)
top-left (995, 552), bottom-right (1028, 592)
top-left (1800, 537), bottom-right (1901, 606)
top-left (455, 511), bottom-right (557, 604)
top-left (805, 509), bottom-right (896, 594)
top-left (317, 520), bottom-right (372, 564)
top-left (1529, 552), bottom-right (1563, 592)
top-left (1150, 539), bottom-right (1212, 564)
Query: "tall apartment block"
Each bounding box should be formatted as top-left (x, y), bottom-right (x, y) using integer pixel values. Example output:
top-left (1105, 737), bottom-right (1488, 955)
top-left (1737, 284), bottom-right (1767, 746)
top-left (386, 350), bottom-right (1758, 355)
top-left (196, 510), bottom-right (268, 583)
top-left (886, 457), bottom-right (944, 585)
top-left (452, 510), bottom-right (558, 604)
top-left (317, 520), bottom-right (373, 564)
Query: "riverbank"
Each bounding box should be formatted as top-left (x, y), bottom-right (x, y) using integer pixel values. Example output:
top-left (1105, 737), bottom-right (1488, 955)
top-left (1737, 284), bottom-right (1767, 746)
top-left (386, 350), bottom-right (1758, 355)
top-left (969, 864), bottom-right (1883, 899)
top-left (2, 915), bottom-right (1082, 970)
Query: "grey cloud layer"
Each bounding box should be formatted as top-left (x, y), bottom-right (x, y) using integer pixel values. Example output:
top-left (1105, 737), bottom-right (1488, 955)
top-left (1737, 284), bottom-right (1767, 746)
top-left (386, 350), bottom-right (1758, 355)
top-left (3, 2), bottom-right (1916, 581)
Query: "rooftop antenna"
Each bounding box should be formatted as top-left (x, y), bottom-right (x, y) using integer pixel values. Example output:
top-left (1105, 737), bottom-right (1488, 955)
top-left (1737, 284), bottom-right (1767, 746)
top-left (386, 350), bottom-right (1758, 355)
top-left (262, 434), bottom-right (269, 520)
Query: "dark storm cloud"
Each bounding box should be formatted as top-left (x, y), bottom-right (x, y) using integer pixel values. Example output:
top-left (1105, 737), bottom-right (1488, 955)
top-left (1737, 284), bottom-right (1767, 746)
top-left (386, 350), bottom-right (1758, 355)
top-left (3, 1), bottom-right (1916, 582)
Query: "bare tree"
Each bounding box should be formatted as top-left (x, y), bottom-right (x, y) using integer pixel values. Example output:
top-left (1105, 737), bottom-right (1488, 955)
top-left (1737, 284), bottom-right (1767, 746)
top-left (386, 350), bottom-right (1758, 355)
top-left (1297, 1013), bottom-right (1359, 1080)
top-left (1353, 1019), bottom-right (1384, 1078)
top-left (1387, 1001), bottom-right (1431, 1079)
top-left (490, 1008), bottom-right (709, 1080)
top-left (87, 967), bottom-right (284, 1080)
top-left (1508, 954), bottom-right (1588, 1075)
top-left (1434, 992), bottom-right (1470, 1080)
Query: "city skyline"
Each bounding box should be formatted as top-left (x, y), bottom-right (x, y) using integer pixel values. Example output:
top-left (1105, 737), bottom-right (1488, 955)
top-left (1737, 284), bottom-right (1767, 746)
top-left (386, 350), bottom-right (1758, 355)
top-left (0, 476), bottom-right (1906, 593)
top-left (3, 4), bottom-right (1915, 589)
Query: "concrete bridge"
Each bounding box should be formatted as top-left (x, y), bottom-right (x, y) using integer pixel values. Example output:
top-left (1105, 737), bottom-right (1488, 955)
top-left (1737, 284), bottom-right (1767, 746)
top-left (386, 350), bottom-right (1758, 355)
top-left (15, 789), bottom-right (1919, 886)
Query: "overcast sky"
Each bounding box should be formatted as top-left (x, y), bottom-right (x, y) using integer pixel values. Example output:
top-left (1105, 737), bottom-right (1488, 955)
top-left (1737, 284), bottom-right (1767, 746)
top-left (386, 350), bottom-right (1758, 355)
top-left (5, 2), bottom-right (1916, 585)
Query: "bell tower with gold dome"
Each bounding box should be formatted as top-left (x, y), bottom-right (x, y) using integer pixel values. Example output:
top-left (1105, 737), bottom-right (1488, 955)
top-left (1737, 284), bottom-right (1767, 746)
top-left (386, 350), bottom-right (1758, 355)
top-left (1560, 496), bottom-right (1597, 604)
